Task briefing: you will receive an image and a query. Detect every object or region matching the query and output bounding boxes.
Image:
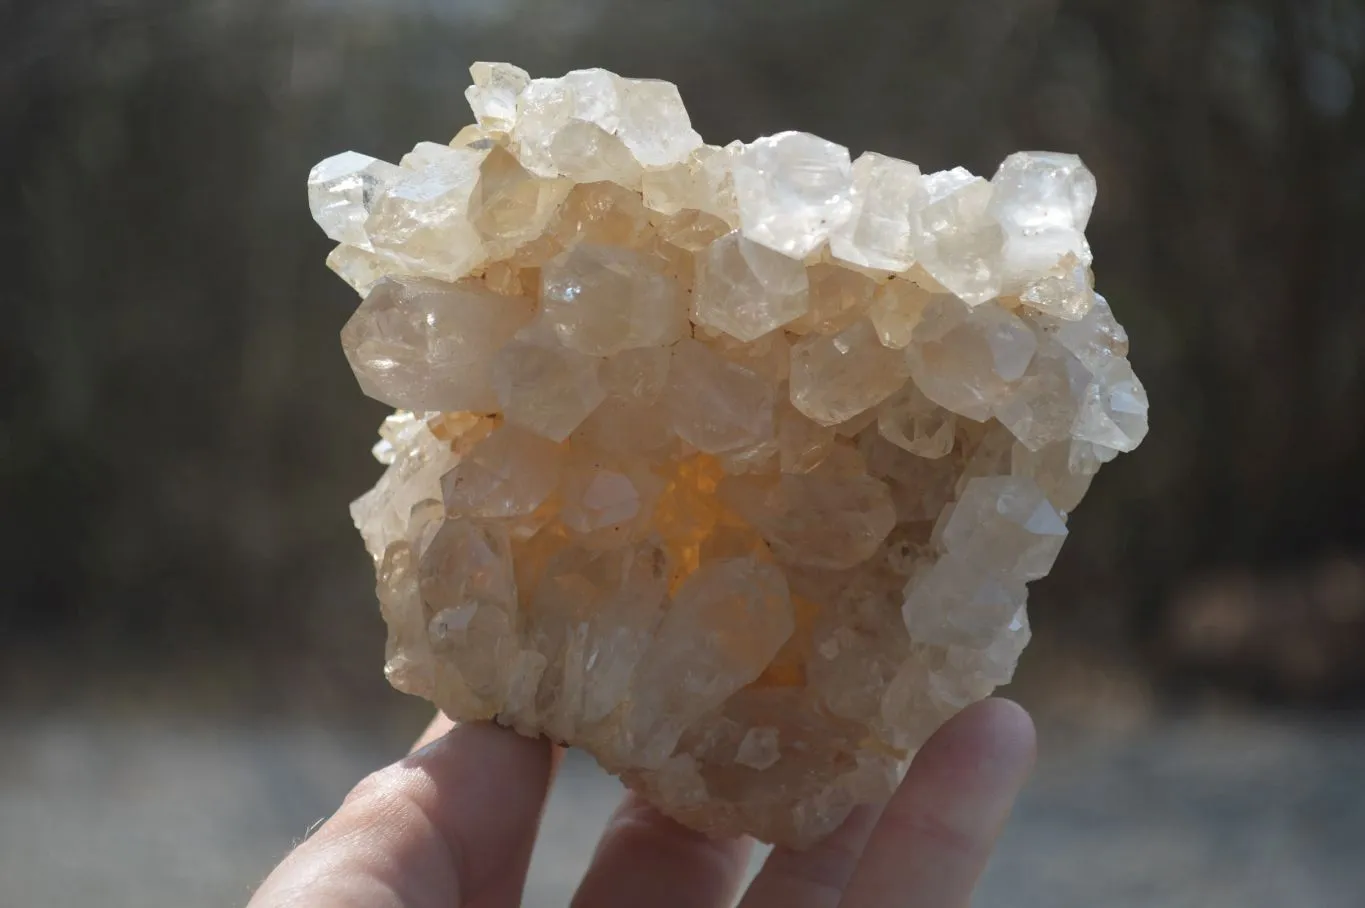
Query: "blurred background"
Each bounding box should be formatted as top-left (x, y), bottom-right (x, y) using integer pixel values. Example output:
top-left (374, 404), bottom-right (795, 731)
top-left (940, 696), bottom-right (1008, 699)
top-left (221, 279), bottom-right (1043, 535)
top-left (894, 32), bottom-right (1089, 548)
top-left (3, 0), bottom-right (1364, 905)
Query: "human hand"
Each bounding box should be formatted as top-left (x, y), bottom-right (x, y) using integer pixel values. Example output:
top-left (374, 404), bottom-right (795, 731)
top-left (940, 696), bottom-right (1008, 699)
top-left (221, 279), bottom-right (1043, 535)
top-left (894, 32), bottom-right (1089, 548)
top-left (248, 698), bottom-right (1035, 908)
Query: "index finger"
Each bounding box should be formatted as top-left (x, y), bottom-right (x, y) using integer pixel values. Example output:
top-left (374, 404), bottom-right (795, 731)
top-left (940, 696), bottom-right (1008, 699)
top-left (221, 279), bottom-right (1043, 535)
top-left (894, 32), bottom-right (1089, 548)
top-left (248, 719), bottom-right (555, 908)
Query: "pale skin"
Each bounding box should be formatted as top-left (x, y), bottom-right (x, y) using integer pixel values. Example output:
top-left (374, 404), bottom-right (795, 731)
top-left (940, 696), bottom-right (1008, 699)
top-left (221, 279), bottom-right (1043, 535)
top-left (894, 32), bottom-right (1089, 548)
top-left (249, 698), bottom-right (1035, 908)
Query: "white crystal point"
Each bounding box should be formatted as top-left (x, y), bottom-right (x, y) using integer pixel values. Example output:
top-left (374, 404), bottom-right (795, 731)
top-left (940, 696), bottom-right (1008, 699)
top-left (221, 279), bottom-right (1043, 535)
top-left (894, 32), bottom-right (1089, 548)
top-left (733, 131), bottom-right (854, 258)
top-left (341, 276), bottom-right (534, 411)
top-left (830, 152), bottom-right (925, 272)
top-left (915, 168), bottom-right (1005, 305)
top-left (465, 61), bottom-right (531, 132)
top-left (542, 244), bottom-right (687, 355)
top-left (992, 151), bottom-right (1097, 233)
top-left (308, 151), bottom-right (402, 250)
top-left (992, 151), bottom-right (1096, 289)
top-left (693, 231), bottom-right (810, 341)
top-left (615, 77), bottom-right (704, 167)
top-left (365, 146), bottom-right (488, 282)
top-left (512, 68), bottom-right (701, 181)
top-left (317, 62), bottom-right (1153, 851)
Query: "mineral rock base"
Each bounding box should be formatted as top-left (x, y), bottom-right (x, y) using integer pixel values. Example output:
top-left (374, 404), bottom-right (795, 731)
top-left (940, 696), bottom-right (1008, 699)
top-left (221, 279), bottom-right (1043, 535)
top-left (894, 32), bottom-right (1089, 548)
top-left (310, 62), bottom-right (1149, 848)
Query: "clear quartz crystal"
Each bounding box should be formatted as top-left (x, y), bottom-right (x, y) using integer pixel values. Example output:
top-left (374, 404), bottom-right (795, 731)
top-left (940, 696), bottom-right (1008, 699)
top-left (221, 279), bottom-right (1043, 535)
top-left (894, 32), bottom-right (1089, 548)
top-left (732, 131), bottom-right (854, 259)
top-left (693, 231), bottom-right (810, 342)
top-left (465, 62), bottom-right (532, 132)
top-left (308, 151), bottom-right (403, 249)
top-left (315, 63), bottom-right (1148, 850)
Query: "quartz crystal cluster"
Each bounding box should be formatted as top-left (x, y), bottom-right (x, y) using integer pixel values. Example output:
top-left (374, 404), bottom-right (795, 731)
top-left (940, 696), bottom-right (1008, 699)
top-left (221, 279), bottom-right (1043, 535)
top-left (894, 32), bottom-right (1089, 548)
top-left (310, 63), bottom-right (1148, 848)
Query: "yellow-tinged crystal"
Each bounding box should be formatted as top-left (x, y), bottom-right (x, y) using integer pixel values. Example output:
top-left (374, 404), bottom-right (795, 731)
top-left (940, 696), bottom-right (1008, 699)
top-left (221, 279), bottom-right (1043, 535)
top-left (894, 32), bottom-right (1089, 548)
top-left (314, 63), bottom-right (1149, 849)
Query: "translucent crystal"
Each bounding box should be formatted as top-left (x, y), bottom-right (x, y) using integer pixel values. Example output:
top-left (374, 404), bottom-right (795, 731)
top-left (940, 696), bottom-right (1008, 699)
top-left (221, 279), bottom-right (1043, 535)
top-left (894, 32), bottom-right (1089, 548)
top-left (513, 69), bottom-right (700, 180)
top-left (878, 383), bottom-right (957, 458)
top-left (341, 277), bottom-right (534, 412)
top-left (904, 295), bottom-right (1036, 422)
top-left (664, 338), bottom-right (776, 453)
top-left (1072, 356), bottom-right (1150, 452)
top-left (830, 152), bottom-right (925, 272)
top-left (642, 145), bottom-right (737, 221)
top-left (615, 77), bottom-right (705, 168)
top-left (491, 325), bottom-right (606, 442)
top-left (915, 168), bottom-right (1005, 305)
top-left (471, 146), bottom-right (570, 261)
top-left (548, 120), bottom-right (644, 187)
top-left (1018, 254), bottom-right (1095, 321)
top-left (419, 517), bottom-right (521, 708)
top-left (720, 459), bottom-right (897, 570)
top-left (314, 63), bottom-right (1149, 850)
top-left (992, 346), bottom-right (1088, 452)
top-left (693, 231), bottom-right (810, 342)
top-left (326, 244), bottom-right (389, 297)
top-left (542, 244), bottom-right (687, 355)
top-left (351, 415), bottom-right (460, 561)
top-left (308, 151), bottom-right (403, 250)
top-left (623, 557), bottom-right (794, 765)
top-left (526, 540), bottom-right (670, 740)
top-left (732, 131), bottom-right (854, 258)
top-left (790, 319), bottom-right (911, 426)
top-left (868, 279), bottom-right (934, 349)
top-left (465, 61), bottom-right (531, 133)
top-left (991, 151), bottom-right (1095, 288)
top-left (789, 264), bottom-right (877, 335)
top-left (365, 146), bottom-right (488, 282)
top-left (441, 423), bottom-right (562, 519)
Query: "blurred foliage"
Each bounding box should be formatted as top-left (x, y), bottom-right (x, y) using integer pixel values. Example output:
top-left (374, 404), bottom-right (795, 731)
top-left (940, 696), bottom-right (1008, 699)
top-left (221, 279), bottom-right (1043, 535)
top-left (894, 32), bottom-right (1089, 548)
top-left (2, 0), bottom-right (1363, 709)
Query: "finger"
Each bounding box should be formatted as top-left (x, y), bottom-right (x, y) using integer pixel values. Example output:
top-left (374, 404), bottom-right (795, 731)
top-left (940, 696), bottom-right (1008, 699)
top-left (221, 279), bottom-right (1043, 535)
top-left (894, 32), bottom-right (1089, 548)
top-left (840, 698), bottom-right (1036, 908)
top-left (736, 804), bottom-right (881, 908)
top-left (249, 721), bottom-right (554, 908)
top-left (411, 713), bottom-right (565, 908)
top-left (570, 791), bottom-right (753, 908)
top-left (468, 743), bottom-right (565, 908)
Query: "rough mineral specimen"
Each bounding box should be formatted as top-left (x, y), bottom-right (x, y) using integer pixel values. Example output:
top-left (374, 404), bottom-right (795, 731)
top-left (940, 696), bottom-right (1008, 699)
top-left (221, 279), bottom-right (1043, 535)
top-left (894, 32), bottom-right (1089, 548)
top-left (310, 62), bottom-right (1149, 848)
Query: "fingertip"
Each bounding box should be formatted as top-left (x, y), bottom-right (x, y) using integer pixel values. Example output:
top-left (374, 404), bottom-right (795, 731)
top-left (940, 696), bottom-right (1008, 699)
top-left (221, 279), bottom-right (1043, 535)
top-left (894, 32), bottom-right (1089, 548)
top-left (953, 697), bottom-right (1038, 779)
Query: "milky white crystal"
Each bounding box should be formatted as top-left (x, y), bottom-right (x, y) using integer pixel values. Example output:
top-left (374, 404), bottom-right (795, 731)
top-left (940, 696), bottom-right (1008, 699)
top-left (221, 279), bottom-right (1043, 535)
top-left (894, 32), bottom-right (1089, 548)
top-left (311, 63), bottom-right (1149, 849)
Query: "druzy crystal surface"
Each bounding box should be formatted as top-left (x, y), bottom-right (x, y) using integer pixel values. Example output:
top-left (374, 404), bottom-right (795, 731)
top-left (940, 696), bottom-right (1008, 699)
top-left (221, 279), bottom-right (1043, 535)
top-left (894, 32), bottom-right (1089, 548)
top-left (312, 63), bottom-right (1149, 848)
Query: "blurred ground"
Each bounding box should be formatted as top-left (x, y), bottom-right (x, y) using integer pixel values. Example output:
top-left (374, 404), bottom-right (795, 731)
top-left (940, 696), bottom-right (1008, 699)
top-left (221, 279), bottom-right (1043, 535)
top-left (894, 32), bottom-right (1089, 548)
top-left (5, 701), bottom-right (1363, 908)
